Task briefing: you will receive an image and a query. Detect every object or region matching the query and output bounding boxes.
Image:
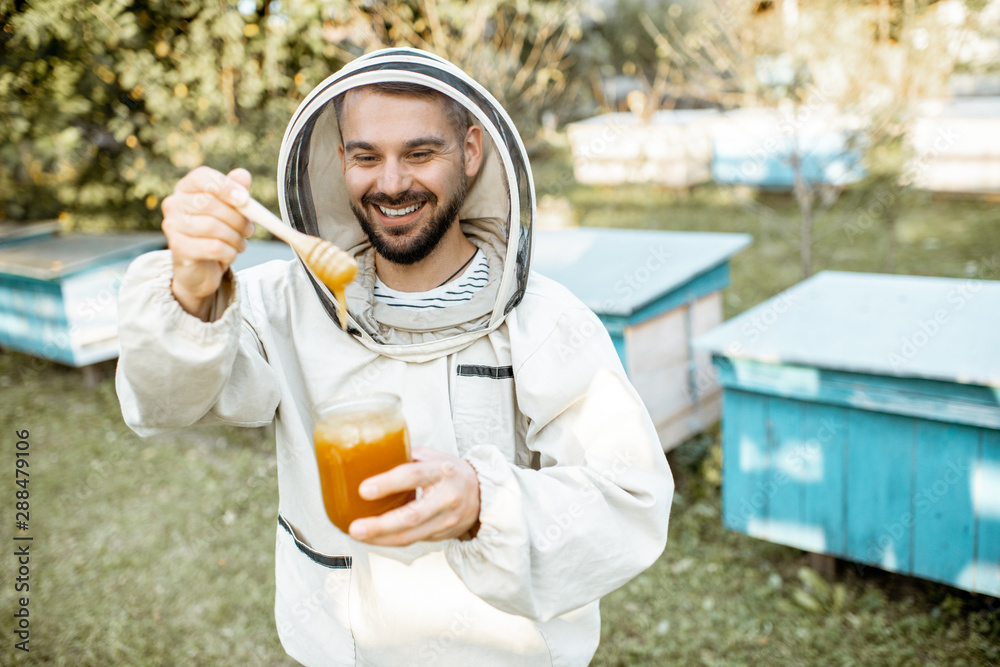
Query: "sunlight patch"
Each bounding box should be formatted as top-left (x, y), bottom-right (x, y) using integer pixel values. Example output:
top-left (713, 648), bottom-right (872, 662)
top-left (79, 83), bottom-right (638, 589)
top-left (747, 518), bottom-right (826, 552)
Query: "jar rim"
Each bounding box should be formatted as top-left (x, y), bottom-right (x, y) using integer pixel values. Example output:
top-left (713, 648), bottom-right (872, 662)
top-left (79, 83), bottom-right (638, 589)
top-left (314, 392), bottom-right (401, 418)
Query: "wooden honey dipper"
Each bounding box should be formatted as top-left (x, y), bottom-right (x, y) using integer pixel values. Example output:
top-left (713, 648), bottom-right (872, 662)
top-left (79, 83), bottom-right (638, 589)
top-left (238, 196), bottom-right (358, 330)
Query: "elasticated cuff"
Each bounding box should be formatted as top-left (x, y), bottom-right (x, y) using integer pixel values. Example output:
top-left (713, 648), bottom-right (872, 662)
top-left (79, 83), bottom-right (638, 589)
top-left (135, 250), bottom-right (242, 344)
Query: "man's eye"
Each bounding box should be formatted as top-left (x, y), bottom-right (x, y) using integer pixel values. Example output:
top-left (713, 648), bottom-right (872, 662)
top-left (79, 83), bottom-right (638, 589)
top-left (353, 155), bottom-right (378, 163)
top-left (410, 151), bottom-right (432, 160)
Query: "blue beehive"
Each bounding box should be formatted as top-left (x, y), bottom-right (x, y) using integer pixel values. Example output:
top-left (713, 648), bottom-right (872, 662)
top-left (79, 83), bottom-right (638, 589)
top-left (695, 271), bottom-right (1000, 596)
top-left (711, 109), bottom-right (865, 189)
top-left (0, 220), bottom-right (61, 249)
top-left (231, 239), bottom-right (296, 273)
top-left (0, 232), bottom-right (165, 366)
top-left (565, 109), bottom-right (719, 188)
top-left (534, 228), bottom-right (750, 450)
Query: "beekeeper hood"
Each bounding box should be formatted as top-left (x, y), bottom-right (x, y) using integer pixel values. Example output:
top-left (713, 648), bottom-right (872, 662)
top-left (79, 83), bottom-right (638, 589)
top-left (275, 48), bottom-right (534, 362)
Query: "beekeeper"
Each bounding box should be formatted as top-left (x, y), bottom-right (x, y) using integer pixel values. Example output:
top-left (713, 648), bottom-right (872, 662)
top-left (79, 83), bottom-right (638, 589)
top-left (117, 48), bottom-right (673, 666)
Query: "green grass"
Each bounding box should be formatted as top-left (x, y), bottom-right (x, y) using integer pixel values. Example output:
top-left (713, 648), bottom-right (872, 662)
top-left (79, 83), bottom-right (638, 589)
top-left (2, 148), bottom-right (999, 665)
top-left (0, 358), bottom-right (294, 665)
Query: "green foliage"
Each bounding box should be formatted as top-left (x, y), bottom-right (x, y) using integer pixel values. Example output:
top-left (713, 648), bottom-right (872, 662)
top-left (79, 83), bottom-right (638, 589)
top-left (294, 0), bottom-right (593, 149)
top-left (0, 351), bottom-right (293, 664)
top-left (700, 440), bottom-right (722, 489)
top-left (575, 1), bottom-right (679, 81)
top-left (0, 0), bottom-right (589, 230)
top-left (789, 566), bottom-right (849, 614)
top-left (1, 0), bottom-right (348, 228)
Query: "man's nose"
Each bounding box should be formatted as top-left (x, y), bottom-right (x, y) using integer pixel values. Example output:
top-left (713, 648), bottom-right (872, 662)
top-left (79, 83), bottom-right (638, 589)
top-left (377, 158), bottom-right (412, 196)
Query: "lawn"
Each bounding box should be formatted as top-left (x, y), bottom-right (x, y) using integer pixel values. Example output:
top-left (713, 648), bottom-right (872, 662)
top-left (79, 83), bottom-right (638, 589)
top-left (2, 148), bottom-right (999, 665)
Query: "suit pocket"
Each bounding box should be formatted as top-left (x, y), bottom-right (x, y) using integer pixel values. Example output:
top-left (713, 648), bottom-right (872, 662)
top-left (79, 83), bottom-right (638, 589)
top-left (451, 365), bottom-right (522, 464)
top-left (273, 515), bottom-right (355, 667)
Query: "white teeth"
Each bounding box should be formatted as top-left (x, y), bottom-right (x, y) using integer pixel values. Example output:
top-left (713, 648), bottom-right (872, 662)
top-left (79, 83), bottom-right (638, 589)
top-left (378, 203), bottom-right (421, 217)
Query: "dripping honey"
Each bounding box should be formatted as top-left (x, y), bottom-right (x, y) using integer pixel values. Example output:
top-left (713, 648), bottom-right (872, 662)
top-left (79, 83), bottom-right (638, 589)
top-left (333, 287), bottom-right (348, 331)
top-left (303, 238), bottom-right (356, 331)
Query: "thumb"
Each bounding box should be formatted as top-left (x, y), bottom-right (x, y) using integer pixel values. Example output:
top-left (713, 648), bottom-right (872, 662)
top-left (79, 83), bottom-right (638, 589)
top-left (227, 167), bottom-right (252, 191)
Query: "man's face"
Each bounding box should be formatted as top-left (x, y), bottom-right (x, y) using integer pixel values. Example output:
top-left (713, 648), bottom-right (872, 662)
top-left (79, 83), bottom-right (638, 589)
top-left (337, 89), bottom-right (482, 265)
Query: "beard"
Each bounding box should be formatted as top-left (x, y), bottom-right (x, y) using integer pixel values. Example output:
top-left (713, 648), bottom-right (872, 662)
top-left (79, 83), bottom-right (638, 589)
top-left (350, 177), bottom-right (468, 266)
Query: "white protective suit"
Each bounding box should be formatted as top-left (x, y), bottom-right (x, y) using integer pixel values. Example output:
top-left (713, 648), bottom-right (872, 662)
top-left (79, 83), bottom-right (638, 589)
top-left (116, 48), bottom-right (673, 667)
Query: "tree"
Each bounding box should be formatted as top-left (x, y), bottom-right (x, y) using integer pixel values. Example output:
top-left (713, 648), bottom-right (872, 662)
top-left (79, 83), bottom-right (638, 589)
top-left (1, 0), bottom-right (347, 228)
top-left (343, 1), bottom-right (590, 148)
top-left (0, 0), bottom-right (588, 230)
top-left (636, 0), bottom-right (974, 277)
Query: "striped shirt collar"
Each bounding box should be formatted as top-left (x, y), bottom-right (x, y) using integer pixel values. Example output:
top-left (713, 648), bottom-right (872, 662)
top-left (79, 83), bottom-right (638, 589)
top-left (373, 249), bottom-right (489, 310)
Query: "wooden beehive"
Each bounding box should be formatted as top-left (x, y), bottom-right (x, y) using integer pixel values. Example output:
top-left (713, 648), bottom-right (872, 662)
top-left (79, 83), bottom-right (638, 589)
top-left (231, 239), bottom-right (297, 273)
top-left (534, 228), bottom-right (750, 451)
top-left (0, 232), bottom-right (165, 366)
top-left (695, 271), bottom-right (1000, 596)
top-left (565, 110), bottom-right (720, 188)
top-left (911, 97), bottom-right (1000, 195)
top-left (0, 220), bottom-right (61, 248)
top-left (711, 108), bottom-right (866, 189)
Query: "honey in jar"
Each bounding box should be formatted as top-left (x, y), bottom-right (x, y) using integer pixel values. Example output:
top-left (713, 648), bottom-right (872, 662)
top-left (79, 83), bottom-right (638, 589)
top-left (313, 393), bottom-right (414, 533)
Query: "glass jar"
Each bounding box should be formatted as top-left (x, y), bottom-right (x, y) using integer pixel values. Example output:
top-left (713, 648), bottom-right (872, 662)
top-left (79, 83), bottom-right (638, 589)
top-left (313, 393), bottom-right (414, 533)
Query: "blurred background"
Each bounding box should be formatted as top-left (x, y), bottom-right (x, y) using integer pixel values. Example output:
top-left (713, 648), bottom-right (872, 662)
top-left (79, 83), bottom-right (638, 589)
top-left (1, 1), bottom-right (999, 665)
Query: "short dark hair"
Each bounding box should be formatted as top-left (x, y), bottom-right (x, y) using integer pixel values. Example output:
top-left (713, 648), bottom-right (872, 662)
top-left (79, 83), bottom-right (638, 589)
top-left (332, 82), bottom-right (472, 143)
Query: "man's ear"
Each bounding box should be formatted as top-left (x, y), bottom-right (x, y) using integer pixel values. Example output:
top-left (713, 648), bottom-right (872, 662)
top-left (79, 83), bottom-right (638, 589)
top-left (463, 125), bottom-right (483, 178)
top-left (338, 143), bottom-right (346, 173)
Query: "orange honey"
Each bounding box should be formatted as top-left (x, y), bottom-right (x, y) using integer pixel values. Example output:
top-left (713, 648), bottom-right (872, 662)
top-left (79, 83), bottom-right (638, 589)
top-left (313, 395), bottom-right (413, 533)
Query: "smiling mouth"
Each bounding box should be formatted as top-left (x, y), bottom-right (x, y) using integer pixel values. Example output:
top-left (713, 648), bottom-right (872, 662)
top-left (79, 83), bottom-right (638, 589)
top-left (377, 202), bottom-right (423, 217)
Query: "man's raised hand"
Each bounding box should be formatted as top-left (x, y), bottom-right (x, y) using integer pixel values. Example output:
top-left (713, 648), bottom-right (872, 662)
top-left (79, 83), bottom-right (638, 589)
top-left (161, 166), bottom-right (255, 320)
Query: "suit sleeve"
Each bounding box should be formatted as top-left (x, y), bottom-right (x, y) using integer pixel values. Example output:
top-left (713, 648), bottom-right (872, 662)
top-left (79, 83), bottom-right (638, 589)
top-left (445, 304), bottom-right (674, 622)
top-left (115, 250), bottom-right (281, 437)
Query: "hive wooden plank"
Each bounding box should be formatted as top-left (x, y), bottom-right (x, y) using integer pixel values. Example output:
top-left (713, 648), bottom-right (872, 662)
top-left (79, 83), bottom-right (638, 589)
top-left (625, 302), bottom-right (689, 369)
top-left (751, 397), bottom-right (829, 552)
top-left (629, 358), bottom-right (691, 426)
top-left (714, 358), bottom-right (1000, 430)
top-left (971, 429), bottom-right (1000, 595)
top-left (654, 388), bottom-right (721, 452)
top-left (912, 420), bottom-right (978, 586)
top-left (625, 295), bottom-right (722, 427)
top-left (722, 390), bottom-right (770, 535)
top-left (845, 410), bottom-right (915, 573)
top-left (799, 402), bottom-right (849, 557)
